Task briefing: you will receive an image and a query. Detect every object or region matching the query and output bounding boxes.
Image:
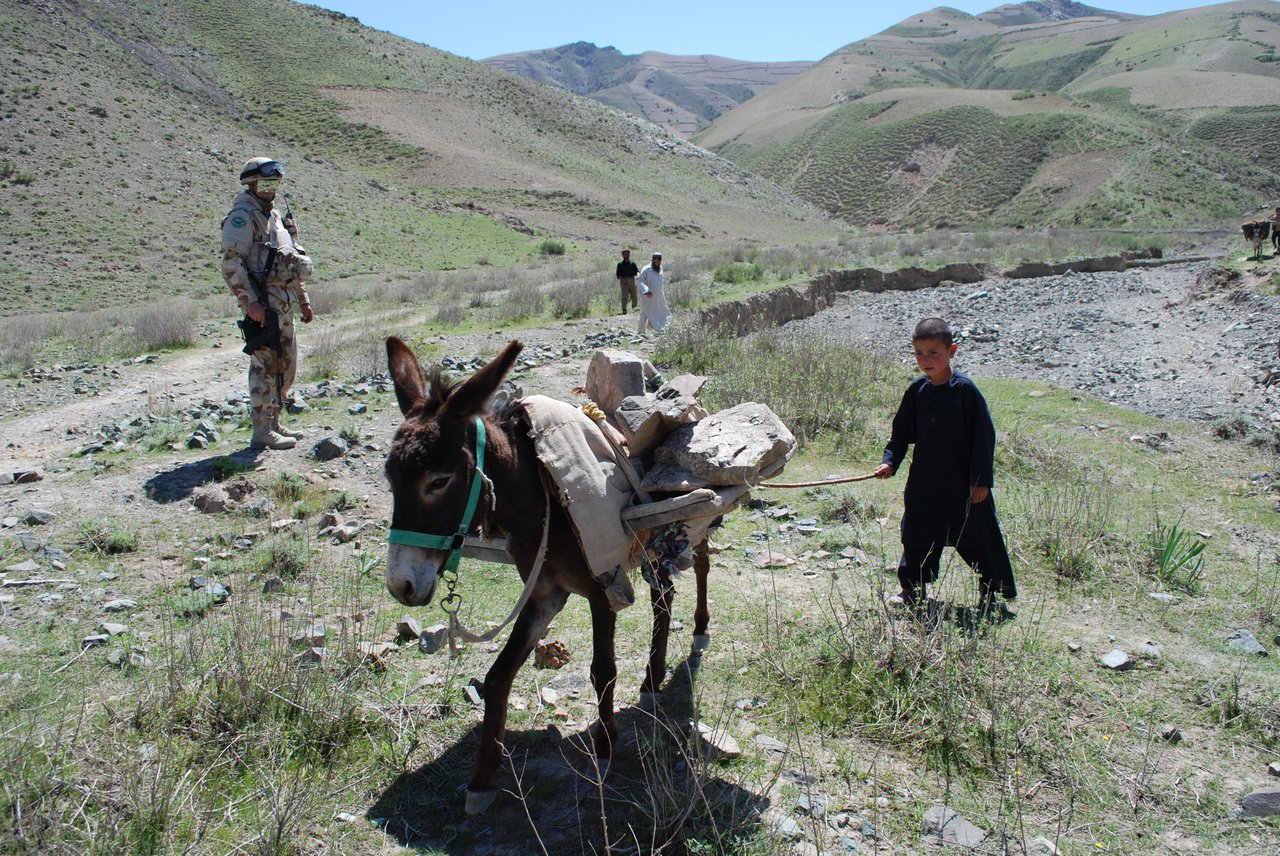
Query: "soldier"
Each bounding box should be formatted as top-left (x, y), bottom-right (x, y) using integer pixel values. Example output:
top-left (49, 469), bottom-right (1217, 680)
top-left (221, 157), bottom-right (315, 450)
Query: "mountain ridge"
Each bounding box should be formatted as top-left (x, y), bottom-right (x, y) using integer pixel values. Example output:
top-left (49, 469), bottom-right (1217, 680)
top-left (695, 0), bottom-right (1280, 229)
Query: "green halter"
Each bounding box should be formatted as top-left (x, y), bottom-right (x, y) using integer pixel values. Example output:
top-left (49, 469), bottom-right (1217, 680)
top-left (387, 416), bottom-right (486, 580)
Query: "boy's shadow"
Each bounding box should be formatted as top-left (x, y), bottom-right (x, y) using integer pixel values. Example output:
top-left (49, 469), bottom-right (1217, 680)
top-left (367, 646), bottom-right (768, 855)
top-left (142, 449), bottom-right (262, 503)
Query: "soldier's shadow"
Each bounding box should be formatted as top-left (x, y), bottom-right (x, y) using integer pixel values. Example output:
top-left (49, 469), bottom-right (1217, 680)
top-left (142, 449), bottom-right (263, 503)
top-left (367, 647), bottom-right (768, 855)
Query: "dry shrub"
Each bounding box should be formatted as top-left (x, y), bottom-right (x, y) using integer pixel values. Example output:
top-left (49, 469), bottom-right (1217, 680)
top-left (131, 298), bottom-right (196, 350)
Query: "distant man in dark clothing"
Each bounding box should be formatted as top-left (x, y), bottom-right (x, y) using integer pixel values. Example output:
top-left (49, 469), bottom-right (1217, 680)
top-left (1271, 207), bottom-right (1280, 253)
top-left (616, 248), bottom-right (639, 314)
top-left (874, 317), bottom-right (1017, 617)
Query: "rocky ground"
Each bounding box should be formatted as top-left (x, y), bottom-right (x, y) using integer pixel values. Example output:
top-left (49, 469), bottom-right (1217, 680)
top-left (792, 260), bottom-right (1280, 428)
top-left (2, 257), bottom-right (1278, 854)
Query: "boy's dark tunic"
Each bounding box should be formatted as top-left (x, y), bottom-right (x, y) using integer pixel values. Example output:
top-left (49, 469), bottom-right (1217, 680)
top-left (881, 371), bottom-right (1017, 598)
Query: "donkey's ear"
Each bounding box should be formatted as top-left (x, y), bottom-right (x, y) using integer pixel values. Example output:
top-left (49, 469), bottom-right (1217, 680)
top-left (442, 340), bottom-right (523, 420)
top-left (386, 336), bottom-right (428, 416)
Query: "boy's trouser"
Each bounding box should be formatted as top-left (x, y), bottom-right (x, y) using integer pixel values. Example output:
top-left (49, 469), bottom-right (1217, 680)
top-left (897, 517), bottom-right (1017, 600)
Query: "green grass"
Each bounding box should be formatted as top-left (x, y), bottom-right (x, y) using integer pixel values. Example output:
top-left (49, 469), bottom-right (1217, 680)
top-left (4, 323), bottom-right (1280, 853)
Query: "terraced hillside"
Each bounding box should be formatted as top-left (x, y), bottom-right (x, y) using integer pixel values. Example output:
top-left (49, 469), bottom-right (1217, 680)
top-left (485, 43), bottom-right (813, 137)
top-left (698, 0), bottom-right (1280, 228)
top-left (0, 0), bottom-right (828, 315)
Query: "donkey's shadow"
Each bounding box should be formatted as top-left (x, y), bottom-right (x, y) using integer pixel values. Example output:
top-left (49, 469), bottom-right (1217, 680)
top-left (368, 647), bottom-right (769, 855)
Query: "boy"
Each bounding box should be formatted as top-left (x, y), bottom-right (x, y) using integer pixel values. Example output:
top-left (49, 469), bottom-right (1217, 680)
top-left (874, 318), bottom-right (1017, 616)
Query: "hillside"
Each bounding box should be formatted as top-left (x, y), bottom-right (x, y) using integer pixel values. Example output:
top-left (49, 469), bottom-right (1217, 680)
top-left (0, 0), bottom-right (828, 316)
top-left (697, 0), bottom-right (1280, 229)
top-left (484, 43), bottom-right (813, 137)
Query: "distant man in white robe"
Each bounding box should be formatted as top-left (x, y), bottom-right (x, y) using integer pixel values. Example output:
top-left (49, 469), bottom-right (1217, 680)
top-left (636, 252), bottom-right (671, 334)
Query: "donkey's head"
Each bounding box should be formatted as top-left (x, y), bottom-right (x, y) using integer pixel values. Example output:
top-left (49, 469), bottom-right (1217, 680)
top-left (383, 337), bottom-right (523, 606)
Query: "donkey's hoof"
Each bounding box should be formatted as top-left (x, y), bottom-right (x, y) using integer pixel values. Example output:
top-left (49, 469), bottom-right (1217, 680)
top-left (465, 788), bottom-right (498, 815)
top-left (637, 691), bottom-right (660, 711)
top-left (691, 634), bottom-right (711, 653)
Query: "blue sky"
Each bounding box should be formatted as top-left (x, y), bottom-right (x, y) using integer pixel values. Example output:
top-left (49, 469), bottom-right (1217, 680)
top-left (310, 0), bottom-right (1218, 62)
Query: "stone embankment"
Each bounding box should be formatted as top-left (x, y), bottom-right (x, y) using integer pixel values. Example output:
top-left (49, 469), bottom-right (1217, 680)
top-left (696, 249), bottom-right (1197, 337)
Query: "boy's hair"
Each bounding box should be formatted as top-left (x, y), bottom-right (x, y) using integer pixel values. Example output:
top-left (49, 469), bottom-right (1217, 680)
top-left (912, 317), bottom-right (953, 345)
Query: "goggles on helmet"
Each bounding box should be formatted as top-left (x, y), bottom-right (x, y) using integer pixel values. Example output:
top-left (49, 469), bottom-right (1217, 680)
top-left (255, 161), bottom-right (284, 179)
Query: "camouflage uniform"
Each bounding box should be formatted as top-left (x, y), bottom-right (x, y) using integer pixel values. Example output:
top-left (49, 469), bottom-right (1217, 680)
top-left (221, 186), bottom-right (312, 441)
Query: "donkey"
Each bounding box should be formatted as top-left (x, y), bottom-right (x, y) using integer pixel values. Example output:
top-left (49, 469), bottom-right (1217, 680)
top-left (383, 336), bottom-right (710, 814)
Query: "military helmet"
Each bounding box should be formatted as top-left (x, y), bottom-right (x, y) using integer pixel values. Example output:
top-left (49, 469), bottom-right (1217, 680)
top-left (239, 157), bottom-right (284, 184)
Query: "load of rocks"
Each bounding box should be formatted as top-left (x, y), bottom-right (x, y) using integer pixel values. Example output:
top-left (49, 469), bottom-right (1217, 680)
top-left (585, 348), bottom-right (795, 515)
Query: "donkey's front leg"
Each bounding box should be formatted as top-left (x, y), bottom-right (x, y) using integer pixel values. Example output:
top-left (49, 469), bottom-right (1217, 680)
top-left (639, 580), bottom-right (674, 708)
top-left (587, 591), bottom-right (619, 774)
top-left (466, 589), bottom-right (567, 814)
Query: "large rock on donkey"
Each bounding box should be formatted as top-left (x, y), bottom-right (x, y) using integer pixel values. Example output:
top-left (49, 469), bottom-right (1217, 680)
top-left (642, 402), bottom-right (795, 492)
top-left (615, 374), bottom-right (709, 459)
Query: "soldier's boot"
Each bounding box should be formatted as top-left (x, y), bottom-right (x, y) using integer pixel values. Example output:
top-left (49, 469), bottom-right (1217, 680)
top-left (272, 416), bottom-right (305, 440)
top-left (250, 421), bottom-right (297, 451)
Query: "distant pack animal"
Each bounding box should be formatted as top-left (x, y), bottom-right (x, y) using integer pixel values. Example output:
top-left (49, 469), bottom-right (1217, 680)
top-left (382, 336), bottom-right (712, 814)
top-left (1242, 220), bottom-right (1271, 260)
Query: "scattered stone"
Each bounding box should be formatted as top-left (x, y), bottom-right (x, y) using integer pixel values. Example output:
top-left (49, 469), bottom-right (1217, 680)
top-left (270, 518), bottom-right (300, 531)
top-left (753, 733), bottom-right (789, 756)
top-left (1067, 642), bottom-right (1082, 653)
top-left (1100, 649), bottom-right (1134, 670)
top-left (5, 559), bottom-right (40, 574)
top-left (101, 622), bottom-right (128, 637)
top-left (1268, 761), bottom-right (1280, 777)
top-left (464, 679), bottom-right (484, 705)
top-left (396, 615), bottom-right (423, 640)
top-left (1139, 641), bottom-right (1161, 660)
top-left (292, 624), bottom-right (326, 648)
top-left (540, 687), bottom-right (558, 706)
top-left (347, 403), bottom-right (367, 415)
top-left (23, 509), bottom-right (55, 526)
top-left (39, 547), bottom-right (66, 564)
top-left (332, 522), bottom-right (361, 542)
top-left (921, 804), bottom-right (988, 847)
top-left (418, 624), bottom-right (449, 654)
top-left (693, 720), bottom-right (742, 758)
top-left (1028, 837), bottom-right (1062, 855)
top-left (206, 582), bottom-right (230, 604)
top-left (358, 641), bottom-right (394, 671)
top-left (102, 598), bottom-right (138, 613)
top-left (189, 575), bottom-right (208, 590)
top-left (1227, 629), bottom-right (1268, 656)
top-left (772, 816), bottom-right (803, 840)
top-left (262, 577), bottom-right (285, 594)
top-left (192, 485), bottom-right (231, 514)
top-left (1160, 724), bottom-right (1182, 743)
top-left (334, 811), bottom-right (360, 823)
top-left (312, 436), bottom-right (349, 461)
top-left (106, 649), bottom-right (126, 668)
top-left (795, 793), bottom-right (827, 818)
top-left (1147, 591), bottom-right (1181, 606)
top-left (13, 471), bottom-right (42, 484)
top-left (535, 638), bottom-right (571, 669)
top-left (293, 646), bottom-right (325, 667)
top-left (317, 511), bottom-right (342, 531)
top-left (1240, 787), bottom-right (1280, 817)
top-left (2, 517), bottom-right (17, 529)
top-left (82, 634), bottom-right (110, 648)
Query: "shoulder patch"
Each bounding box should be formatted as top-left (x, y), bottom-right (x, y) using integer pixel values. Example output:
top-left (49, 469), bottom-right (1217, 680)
top-left (230, 215), bottom-right (246, 228)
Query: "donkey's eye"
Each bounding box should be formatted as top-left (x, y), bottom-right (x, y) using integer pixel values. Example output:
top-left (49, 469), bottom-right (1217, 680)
top-left (428, 476), bottom-right (451, 492)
